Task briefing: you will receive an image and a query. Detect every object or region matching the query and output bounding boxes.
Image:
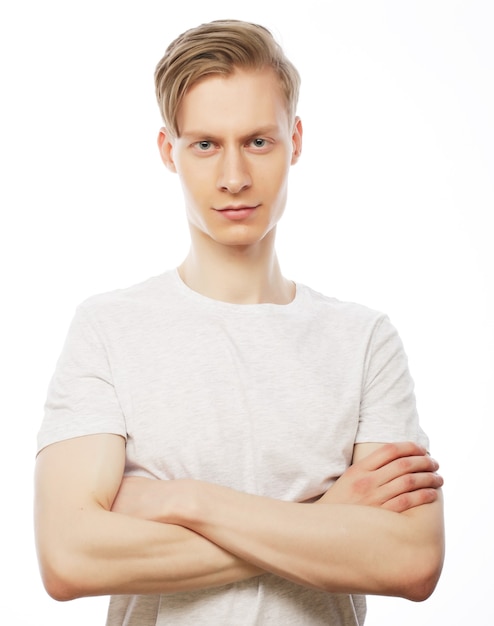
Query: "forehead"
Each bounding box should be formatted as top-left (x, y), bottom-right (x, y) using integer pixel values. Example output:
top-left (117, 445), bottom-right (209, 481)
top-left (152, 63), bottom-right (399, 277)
top-left (176, 68), bottom-right (290, 137)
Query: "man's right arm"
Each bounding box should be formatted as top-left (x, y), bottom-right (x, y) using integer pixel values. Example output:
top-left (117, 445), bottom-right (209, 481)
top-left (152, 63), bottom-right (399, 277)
top-left (34, 433), bottom-right (262, 601)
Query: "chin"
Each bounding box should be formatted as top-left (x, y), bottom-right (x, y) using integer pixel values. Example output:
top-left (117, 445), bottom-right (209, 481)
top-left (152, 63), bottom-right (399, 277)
top-left (217, 229), bottom-right (274, 249)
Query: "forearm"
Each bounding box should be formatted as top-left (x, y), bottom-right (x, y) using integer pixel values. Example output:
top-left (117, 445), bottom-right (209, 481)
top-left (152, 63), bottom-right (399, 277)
top-left (166, 481), bottom-right (444, 600)
top-left (35, 436), bottom-right (262, 601)
top-left (37, 505), bottom-right (262, 601)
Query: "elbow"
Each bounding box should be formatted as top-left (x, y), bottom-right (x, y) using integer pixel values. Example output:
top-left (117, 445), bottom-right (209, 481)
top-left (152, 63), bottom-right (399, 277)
top-left (35, 518), bottom-right (105, 601)
top-left (396, 544), bottom-right (444, 602)
top-left (401, 569), bottom-right (440, 602)
top-left (394, 498), bottom-right (445, 602)
top-left (38, 550), bottom-right (89, 602)
top-left (41, 572), bottom-right (78, 602)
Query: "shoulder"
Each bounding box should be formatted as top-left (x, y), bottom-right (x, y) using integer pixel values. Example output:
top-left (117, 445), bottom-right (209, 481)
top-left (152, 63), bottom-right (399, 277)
top-left (77, 270), bottom-right (177, 321)
top-left (61, 271), bottom-right (183, 345)
top-left (297, 282), bottom-right (388, 332)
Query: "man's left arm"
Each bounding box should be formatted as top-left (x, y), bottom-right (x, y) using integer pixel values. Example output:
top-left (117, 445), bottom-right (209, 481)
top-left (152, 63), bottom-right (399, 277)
top-left (113, 441), bottom-right (444, 600)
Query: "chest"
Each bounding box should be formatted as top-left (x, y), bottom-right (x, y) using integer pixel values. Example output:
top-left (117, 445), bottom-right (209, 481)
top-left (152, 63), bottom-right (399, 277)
top-left (114, 315), bottom-right (364, 500)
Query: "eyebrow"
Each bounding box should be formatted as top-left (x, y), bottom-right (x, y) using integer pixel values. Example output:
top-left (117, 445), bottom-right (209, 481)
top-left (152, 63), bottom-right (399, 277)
top-left (180, 125), bottom-right (282, 141)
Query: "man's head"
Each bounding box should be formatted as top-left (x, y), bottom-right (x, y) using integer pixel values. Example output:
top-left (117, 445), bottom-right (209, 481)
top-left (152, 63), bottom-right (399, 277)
top-left (155, 20), bottom-right (301, 138)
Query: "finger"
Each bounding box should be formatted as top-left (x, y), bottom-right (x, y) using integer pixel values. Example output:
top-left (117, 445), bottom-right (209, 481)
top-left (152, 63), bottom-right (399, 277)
top-left (339, 453), bottom-right (437, 501)
top-left (356, 442), bottom-right (428, 472)
top-left (381, 487), bottom-right (441, 513)
top-left (377, 471), bottom-right (444, 506)
top-left (375, 454), bottom-right (439, 486)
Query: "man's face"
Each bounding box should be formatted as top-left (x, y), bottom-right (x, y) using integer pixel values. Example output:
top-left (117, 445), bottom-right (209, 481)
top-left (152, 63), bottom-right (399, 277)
top-left (159, 68), bottom-right (302, 250)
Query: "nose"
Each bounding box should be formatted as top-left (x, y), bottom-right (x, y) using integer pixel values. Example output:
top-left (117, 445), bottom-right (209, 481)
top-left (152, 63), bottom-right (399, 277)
top-left (217, 147), bottom-right (252, 194)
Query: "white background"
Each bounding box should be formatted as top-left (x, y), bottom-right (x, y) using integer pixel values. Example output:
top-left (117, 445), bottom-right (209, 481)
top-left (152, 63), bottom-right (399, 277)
top-left (1, 1), bottom-right (492, 624)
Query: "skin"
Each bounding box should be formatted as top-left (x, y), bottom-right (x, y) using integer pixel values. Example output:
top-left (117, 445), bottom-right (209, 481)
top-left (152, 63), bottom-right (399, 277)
top-left (158, 68), bottom-right (302, 304)
top-left (111, 442), bottom-right (443, 598)
top-left (35, 67), bottom-right (444, 604)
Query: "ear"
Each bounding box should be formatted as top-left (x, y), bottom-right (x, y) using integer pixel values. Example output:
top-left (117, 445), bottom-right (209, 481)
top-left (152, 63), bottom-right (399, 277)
top-left (157, 127), bottom-right (177, 172)
top-left (290, 116), bottom-right (303, 165)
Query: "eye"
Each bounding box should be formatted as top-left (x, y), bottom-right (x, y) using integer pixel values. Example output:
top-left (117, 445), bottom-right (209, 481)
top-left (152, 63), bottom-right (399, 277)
top-left (191, 140), bottom-right (218, 156)
top-left (251, 138), bottom-right (267, 148)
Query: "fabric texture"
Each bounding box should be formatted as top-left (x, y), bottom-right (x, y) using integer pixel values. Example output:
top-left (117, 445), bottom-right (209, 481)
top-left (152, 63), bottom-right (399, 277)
top-left (38, 269), bottom-right (428, 625)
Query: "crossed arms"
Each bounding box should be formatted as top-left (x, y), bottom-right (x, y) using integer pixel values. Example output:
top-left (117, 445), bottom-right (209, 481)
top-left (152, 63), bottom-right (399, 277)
top-left (34, 435), bottom-right (444, 602)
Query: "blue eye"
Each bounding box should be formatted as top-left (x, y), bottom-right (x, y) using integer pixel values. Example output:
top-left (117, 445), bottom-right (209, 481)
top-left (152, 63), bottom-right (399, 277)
top-left (198, 141), bottom-right (212, 150)
top-left (252, 138), bottom-right (266, 148)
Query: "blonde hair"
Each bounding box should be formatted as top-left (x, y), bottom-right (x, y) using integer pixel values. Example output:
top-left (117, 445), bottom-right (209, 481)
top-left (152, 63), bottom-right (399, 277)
top-left (155, 20), bottom-right (300, 137)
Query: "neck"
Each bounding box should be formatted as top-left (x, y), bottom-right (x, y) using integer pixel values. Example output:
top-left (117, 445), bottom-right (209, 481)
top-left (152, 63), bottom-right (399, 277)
top-left (178, 230), bottom-right (294, 305)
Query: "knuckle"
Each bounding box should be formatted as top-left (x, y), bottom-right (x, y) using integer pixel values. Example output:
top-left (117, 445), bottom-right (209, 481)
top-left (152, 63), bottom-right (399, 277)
top-left (402, 474), bottom-right (417, 490)
top-left (399, 487), bottom-right (438, 512)
top-left (383, 442), bottom-right (400, 457)
top-left (395, 493), bottom-right (411, 511)
top-left (396, 457), bottom-right (412, 472)
top-left (353, 476), bottom-right (373, 495)
top-left (418, 488), bottom-right (437, 505)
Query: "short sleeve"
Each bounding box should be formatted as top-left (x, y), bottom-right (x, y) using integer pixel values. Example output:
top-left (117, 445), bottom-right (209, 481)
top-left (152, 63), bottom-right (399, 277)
top-left (37, 305), bottom-right (127, 453)
top-left (356, 316), bottom-right (429, 449)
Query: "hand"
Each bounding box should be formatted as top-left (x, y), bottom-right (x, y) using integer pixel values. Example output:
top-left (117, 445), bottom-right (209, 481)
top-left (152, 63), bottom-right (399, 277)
top-left (320, 442), bottom-right (443, 513)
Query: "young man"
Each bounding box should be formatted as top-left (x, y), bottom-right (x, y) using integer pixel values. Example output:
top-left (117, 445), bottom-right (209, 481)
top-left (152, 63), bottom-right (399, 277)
top-left (35, 20), bottom-right (444, 626)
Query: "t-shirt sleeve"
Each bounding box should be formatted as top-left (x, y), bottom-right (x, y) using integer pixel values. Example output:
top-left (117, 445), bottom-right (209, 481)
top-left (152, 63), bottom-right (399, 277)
top-left (37, 305), bottom-right (127, 453)
top-left (356, 315), bottom-right (429, 450)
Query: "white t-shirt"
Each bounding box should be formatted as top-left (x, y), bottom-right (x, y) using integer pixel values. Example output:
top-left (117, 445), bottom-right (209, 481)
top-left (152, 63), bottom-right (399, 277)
top-left (39, 269), bottom-right (429, 625)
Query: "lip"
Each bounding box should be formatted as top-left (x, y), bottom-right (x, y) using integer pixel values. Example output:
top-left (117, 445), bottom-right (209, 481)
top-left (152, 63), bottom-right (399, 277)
top-left (214, 204), bottom-right (260, 220)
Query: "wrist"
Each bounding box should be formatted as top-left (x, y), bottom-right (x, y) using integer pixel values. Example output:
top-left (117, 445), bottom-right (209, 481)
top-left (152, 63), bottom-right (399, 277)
top-left (162, 479), bottom-right (206, 527)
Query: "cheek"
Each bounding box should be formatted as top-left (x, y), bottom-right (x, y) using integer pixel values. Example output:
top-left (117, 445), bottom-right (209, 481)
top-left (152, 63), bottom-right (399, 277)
top-left (254, 148), bottom-right (280, 173)
top-left (260, 159), bottom-right (290, 200)
top-left (177, 165), bottom-right (212, 201)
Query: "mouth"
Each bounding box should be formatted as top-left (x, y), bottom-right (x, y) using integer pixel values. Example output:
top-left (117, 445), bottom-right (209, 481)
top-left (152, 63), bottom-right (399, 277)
top-left (214, 204), bottom-right (260, 220)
